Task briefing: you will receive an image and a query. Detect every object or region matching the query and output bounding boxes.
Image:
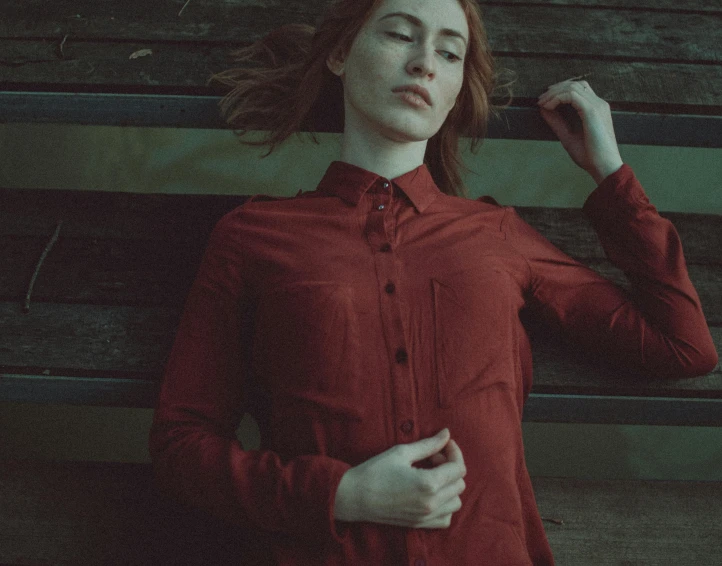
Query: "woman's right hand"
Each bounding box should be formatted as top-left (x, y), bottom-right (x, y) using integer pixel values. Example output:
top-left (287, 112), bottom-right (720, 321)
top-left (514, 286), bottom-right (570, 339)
top-left (334, 428), bottom-right (467, 529)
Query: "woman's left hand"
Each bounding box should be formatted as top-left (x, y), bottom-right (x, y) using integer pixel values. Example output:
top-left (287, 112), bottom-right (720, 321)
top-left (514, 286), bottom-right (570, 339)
top-left (537, 79), bottom-right (624, 185)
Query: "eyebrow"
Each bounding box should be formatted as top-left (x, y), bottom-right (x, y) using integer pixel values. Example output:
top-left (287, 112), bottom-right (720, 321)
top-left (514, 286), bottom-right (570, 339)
top-left (379, 11), bottom-right (468, 47)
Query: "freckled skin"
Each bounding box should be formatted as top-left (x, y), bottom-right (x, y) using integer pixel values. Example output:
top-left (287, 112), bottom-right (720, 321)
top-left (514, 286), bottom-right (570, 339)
top-left (327, 0), bottom-right (468, 145)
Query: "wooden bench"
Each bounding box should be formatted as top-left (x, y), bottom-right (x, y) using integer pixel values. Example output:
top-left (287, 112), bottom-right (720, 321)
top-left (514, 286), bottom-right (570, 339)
top-left (1, 0), bottom-right (721, 564)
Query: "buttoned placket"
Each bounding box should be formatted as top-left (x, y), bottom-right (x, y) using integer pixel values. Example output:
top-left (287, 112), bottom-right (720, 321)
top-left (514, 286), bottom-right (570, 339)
top-left (363, 179), bottom-right (418, 440)
top-left (363, 178), bottom-right (427, 566)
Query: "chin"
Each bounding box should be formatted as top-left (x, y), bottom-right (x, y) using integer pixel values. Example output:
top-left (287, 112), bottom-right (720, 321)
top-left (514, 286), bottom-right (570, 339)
top-left (381, 120), bottom-right (440, 143)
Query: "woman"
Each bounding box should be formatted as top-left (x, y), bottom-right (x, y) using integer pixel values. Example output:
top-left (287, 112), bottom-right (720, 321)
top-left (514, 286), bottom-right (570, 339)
top-left (149, 0), bottom-right (718, 564)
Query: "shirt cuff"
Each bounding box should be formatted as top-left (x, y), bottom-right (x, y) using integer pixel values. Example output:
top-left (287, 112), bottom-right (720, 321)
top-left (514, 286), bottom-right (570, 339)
top-left (288, 454), bottom-right (352, 545)
top-left (582, 163), bottom-right (652, 223)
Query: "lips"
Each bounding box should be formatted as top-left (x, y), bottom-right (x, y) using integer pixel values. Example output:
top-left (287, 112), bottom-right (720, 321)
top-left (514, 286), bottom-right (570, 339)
top-left (392, 84), bottom-right (432, 106)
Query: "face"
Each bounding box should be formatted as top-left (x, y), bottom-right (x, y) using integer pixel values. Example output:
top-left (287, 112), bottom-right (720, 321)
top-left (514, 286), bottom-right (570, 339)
top-left (327, 0), bottom-right (469, 144)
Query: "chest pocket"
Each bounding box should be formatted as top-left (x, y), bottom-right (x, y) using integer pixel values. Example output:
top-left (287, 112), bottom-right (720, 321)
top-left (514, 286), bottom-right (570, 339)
top-left (251, 281), bottom-right (364, 418)
top-left (432, 267), bottom-right (519, 408)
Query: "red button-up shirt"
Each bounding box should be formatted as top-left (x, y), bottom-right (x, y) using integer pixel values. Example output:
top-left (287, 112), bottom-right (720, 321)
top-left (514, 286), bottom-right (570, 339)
top-left (149, 161), bottom-right (717, 565)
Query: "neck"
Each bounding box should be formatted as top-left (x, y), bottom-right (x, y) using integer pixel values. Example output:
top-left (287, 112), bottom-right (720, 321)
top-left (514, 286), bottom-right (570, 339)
top-left (338, 114), bottom-right (428, 181)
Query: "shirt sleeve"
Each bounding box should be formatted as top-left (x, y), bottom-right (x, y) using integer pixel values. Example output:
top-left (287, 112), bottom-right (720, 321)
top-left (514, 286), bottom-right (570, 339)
top-left (502, 164), bottom-right (718, 378)
top-left (148, 210), bottom-right (352, 543)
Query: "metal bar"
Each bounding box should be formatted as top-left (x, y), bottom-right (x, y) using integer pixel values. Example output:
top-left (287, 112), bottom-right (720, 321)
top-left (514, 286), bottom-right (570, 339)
top-left (2, 372), bottom-right (721, 425)
top-left (523, 393), bottom-right (722, 426)
top-left (1, 91), bottom-right (720, 147)
top-left (0, 373), bottom-right (159, 408)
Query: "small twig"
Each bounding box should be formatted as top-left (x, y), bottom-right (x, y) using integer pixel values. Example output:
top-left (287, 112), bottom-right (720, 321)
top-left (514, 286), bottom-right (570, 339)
top-left (59, 34), bottom-right (69, 60)
top-left (23, 220), bottom-right (63, 314)
top-left (567, 73), bottom-right (593, 82)
top-left (541, 516), bottom-right (565, 525)
top-left (178, 0), bottom-right (192, 16)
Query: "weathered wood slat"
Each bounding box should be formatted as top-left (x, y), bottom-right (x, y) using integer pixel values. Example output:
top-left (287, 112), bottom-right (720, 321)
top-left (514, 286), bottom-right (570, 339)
top-left (0, 190), bottom-right (246, 240)
top-left (0, 303), bottom-right (178, 373)
top-left (0, 460), bottom-right (267, 566)
top-left (1, 236), bottom-right (204, 307)
top-left (0, 460), bottom-right (720, 565)
top-left (2, 43), bottom-right (720, 115)
top-left (532, 476), bottom-right (722, 565)
top-left (1, 2), bottom-right (719, 64)
top-left (2, 190), bottom-right (719, 261)
top-left (479, 0), bottom-right (720, 11)
top-left (1, 303), bottom-right (719, 398)
top-left (2, 239), bottom-right (721, 321)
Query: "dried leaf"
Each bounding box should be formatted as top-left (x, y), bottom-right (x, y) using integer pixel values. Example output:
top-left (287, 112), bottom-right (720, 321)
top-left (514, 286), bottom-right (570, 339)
top-left (129, 49), bottom-right (153, 60)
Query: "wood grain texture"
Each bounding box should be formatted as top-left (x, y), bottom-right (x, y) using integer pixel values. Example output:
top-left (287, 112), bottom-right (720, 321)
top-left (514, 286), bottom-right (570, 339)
top-left (2, 41), bottom-right (721, 114)
top-left (0, 460), bottom-right (720, 566)
top-left (533, 476), bottom-right (722, 566)
top-left (1, 189), bottom-right (719, 404)
top-left (0, 460), bottom-right (267, 566)
top-left (478, 0), bottom-right (721, 11)
top-left (1, 190), bottom-right (719, 260)
top-left (1, 1), bottom-right (718, 63)
top-left (1, 302), bottom-right (719, 398)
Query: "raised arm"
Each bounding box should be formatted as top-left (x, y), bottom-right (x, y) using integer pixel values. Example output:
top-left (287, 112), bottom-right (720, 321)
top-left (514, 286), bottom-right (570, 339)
top-left (503, 165), bottom-right (718, 379)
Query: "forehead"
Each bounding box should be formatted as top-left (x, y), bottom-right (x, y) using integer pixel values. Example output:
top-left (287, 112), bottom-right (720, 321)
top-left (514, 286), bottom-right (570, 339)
top-left (371, 0), bottom-right (469, 38)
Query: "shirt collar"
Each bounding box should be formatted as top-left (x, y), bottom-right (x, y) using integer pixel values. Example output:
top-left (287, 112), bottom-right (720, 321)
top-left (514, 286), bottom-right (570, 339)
top-left (316, 160), bottom-right (441, 213)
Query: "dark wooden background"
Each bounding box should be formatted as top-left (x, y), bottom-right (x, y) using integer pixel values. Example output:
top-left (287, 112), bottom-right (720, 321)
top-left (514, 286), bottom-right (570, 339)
top-left (1, 0), bottom-right (721, 144)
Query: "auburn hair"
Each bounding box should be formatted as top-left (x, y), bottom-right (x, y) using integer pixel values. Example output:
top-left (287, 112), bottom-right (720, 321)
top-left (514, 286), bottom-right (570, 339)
top-left (209, 0), bottom-right (513, 197)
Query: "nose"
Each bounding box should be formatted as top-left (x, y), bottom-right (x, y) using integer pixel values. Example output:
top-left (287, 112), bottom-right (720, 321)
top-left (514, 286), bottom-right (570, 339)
top-left (406, 42), bottom-right (436, 78)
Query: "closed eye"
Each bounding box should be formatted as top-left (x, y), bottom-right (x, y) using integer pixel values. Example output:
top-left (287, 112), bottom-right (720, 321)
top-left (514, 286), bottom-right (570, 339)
top-left (386, 32), bottom-right (462, 62)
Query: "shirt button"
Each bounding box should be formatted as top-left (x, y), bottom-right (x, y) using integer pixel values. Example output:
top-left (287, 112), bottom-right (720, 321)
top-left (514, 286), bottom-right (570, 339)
top-left (414, 559), bottom-right (426, 566)
top-left (400, 420), bottom-right (414, 434)
top-left (385, 282), bottom-right (395, 294)
top-left (383, 181), bottom-right (390, 189)
top-left (380, 243), bottom-right (391, 252)
top-left (395, 348), bottom-right (408, 364)
top-left (377, 204), bottom-right (385, 211)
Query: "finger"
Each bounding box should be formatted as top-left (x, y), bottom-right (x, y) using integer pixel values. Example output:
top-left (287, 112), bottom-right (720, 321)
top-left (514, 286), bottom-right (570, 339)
top-left (423, 457), bottom-right (465, 489)
top-left (429, 452), bottom-right (448, 467)
top-left (404, 428), bottom-right (450, 463)
top-left (430, 477), bottom-right (466, 507)
top-left (538, 80), bottom-right (592, 107)
top-left (539, 106), bottom-right (574, 139)
top-left (413, 496), bottom-right (463, 528)
top-left (538, 88), bottom-right (588, 113)
top-left (444, 440), bottom-right (467, 476)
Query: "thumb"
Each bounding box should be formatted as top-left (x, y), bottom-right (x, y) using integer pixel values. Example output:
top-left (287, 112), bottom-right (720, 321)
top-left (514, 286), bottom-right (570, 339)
top-left (405, 428), bottom-right (450, 463)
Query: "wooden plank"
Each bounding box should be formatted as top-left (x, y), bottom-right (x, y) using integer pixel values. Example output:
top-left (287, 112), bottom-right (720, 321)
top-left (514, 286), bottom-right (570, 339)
top-left (0, 189), bottom-right (246, 240)
top-left (2, 42), bottom-right (720, 113)
top-left (512, 208), bottom-right (722, 265)
top-left (525, 320), bottom-right (722, 395)
top-left (479, 0), bottom-right (721, 11)
top-left (0, 303), bottom-right (178, 373)
top-left (0, 461), bottom-right (720, 565)
top-left (533, 476), bottom-right (722, 566)
top-left (0, 2), bottom-right (719, 63)
top-left (0, 460), bottom-right (268, 566)
top-left (0, 303), bottom-right (719, 398)
top-left (2, 237), bottom-right (721, 320)
top-left (1, 190), bottom-right (719, 261)
top-left (482, 7), bottom-right (721, 63)
top-left (1, 236), bottom-right (204, 307)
